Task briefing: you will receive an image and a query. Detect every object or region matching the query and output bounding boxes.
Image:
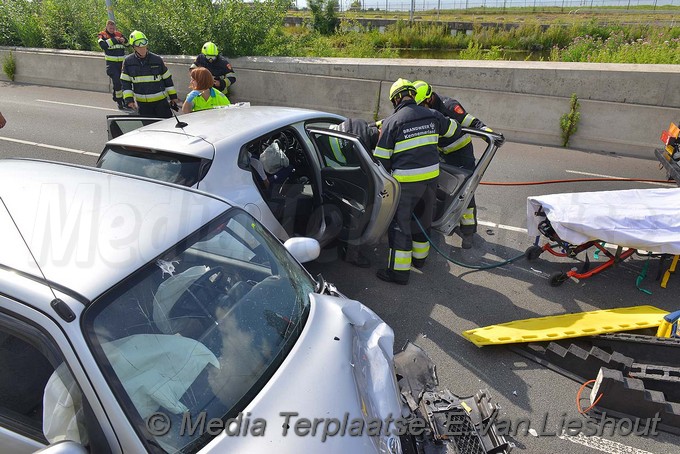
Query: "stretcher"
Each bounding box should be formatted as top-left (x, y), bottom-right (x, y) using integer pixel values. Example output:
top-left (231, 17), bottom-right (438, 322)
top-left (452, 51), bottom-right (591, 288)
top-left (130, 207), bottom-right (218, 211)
top-left (525, 188), bottom-right (680, 286)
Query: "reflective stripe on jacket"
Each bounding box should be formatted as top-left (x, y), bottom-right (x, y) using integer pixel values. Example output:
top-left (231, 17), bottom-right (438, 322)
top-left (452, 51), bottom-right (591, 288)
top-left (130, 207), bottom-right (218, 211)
top-left (97, 30), bottom-right (127, 63)
top-left (374, 99), bottom-right (461, 183)
top-left (432, 94), bottom-right (485, 154)
top-left (120, 52), bottom-right (177, 103)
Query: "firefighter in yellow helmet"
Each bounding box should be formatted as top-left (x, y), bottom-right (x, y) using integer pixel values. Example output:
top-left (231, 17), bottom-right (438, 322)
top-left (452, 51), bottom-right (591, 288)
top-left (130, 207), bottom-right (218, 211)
top-left (373, 79), bottom-right (463, 285)
top-left (190, 41), bottom-right (236, 95)
top-left (414, 80), bottom-right (493, 249)
top-left (120, 31), bottom-right (178, 118)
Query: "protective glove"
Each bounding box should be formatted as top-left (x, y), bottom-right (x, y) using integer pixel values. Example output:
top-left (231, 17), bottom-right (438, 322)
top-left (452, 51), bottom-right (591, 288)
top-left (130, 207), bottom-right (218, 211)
top-left (169, 100), bottom-right (179, 112)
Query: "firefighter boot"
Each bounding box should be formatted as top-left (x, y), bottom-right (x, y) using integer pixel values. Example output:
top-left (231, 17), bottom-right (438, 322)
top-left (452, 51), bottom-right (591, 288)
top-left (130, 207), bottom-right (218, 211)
top-left (376, 268), bottom-right (409, 285)
top-left (461, 232), bottom-right (474, 249)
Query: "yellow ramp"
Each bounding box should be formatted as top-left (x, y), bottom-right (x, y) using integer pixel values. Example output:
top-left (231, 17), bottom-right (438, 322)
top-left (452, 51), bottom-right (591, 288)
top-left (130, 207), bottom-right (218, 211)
top-left (463, 306), bottom-right (669, 347)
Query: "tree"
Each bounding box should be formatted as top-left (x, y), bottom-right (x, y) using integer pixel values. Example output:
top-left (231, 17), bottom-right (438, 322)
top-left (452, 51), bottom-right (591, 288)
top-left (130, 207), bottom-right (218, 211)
top-left (308, 0), bottom-right (339, 36)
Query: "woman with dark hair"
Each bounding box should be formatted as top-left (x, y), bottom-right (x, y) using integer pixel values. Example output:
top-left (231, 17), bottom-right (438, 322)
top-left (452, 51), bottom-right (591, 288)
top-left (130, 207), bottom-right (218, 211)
top-left (181, 67), bottom-right (231, 114)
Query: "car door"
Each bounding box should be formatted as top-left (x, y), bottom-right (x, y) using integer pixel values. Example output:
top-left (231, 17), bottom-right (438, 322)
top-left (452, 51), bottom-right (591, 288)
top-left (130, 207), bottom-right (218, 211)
top-left (0, 304), bottom-right (116, 454)
top-left (431, 128), bottom-right (505, 235)
top-left (106, 115), bottom-right (164, 140)
top-left (306, 128), bottom-right (400, 246)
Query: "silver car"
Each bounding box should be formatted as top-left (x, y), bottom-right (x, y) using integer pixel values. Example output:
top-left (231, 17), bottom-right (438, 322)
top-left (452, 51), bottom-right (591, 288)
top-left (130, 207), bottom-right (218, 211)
top-left (98, 106), bottom-right (503, 247)
top-left (0, 159), bottom-right (509, 453)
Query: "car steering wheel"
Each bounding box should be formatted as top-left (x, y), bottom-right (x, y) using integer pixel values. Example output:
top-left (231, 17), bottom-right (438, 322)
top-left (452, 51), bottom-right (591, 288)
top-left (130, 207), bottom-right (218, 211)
top-left (168, 266), bottom-right (225, 338)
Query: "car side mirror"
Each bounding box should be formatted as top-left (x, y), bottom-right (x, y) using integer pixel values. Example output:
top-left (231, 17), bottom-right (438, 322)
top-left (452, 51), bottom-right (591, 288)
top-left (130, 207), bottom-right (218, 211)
top-left (34, 441), bottom-right (88, 454)
top-left (284, 237), bottom-right (320, 263)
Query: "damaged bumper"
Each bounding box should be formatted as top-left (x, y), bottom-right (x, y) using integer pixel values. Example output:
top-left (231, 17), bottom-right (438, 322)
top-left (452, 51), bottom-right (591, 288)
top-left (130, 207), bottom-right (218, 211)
top-left (395, 342), bottom-right (513, 454)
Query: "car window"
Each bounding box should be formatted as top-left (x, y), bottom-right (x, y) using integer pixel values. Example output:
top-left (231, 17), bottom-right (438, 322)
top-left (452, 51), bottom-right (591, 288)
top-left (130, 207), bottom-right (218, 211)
top-left (310, 131), bottom-right (363, 168)
top-left (0, 321), bottom-right (97, 450)
top-left (84, 209), bottom-right (316, 453)
top-left (97, 146), bottom-right (203, 187)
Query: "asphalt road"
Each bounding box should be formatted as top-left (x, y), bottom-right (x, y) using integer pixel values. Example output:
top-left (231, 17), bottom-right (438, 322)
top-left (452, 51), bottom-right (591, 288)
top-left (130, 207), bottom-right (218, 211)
top-left (2, 81), bottom-right (679, 453)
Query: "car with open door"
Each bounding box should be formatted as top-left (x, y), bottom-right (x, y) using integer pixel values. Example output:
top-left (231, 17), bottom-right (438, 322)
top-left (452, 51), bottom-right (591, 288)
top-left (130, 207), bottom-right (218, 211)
top-left (0, 158), bottom-right (510, 454)
top-left (98, 106), bottom-right (504, 249)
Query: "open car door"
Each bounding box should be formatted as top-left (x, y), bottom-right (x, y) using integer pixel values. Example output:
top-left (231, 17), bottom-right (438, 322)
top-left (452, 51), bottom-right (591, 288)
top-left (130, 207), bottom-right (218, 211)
top-left (432, 128), bottom-right (505, 235)
top-left (106, 115), bottom-right (165, 140)
top-left (307, 128), bottom-right (400, 246)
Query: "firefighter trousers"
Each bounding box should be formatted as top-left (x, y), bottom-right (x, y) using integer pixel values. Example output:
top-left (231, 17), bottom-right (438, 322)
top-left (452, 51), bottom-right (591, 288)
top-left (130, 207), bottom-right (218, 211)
top-left (387, 178), bottom-right (437, 274)
top-left (105, 62), bottom-right (123, 103)
top-left (442, 145), bottom-right (477, 235)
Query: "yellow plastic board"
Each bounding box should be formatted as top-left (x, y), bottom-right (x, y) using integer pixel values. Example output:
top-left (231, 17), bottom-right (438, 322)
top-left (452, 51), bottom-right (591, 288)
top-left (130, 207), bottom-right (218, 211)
top-left (463, 306), bottom-right (669, 347)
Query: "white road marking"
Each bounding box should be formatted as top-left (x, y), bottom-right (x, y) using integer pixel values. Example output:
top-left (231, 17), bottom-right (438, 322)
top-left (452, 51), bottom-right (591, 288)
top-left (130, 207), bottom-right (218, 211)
top-left (0, 136), bottom-right (99, 157)
top-left (36, 99), bottom-right (120, 112)
top-left (565, 170), bottom-right (672, 187)
top-left (558, 431), bottom-right (655, 454)
top-left (478, 220), bottom-right (528, 233)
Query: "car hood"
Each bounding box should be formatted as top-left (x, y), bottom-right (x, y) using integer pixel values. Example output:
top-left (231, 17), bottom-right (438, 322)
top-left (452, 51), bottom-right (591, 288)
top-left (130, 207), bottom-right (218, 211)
top-left (202, 293), bottom-right (403, 453)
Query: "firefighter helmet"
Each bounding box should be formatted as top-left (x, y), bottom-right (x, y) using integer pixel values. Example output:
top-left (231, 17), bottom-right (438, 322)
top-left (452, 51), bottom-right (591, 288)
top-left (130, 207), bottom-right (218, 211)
top-left (129, 30), bottom-right (148, 47)
top-left (413, 80), bottom-right (433, 104)
top-left (389, 78), bottom-right (415, 102)
top-left (201, 42), bottom-right (219, 57)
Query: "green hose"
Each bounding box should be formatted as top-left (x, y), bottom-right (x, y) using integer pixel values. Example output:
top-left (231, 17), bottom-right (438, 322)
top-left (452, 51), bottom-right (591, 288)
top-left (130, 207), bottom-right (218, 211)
top-left (412, 213), bottom-right (526, 270)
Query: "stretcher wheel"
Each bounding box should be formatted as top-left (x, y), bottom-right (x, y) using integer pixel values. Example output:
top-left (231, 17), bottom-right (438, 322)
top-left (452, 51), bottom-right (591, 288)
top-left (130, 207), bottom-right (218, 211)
top-left (549, 271), bottom-right (569, 287)
top-left (525, 245), bottom-right (543, 261)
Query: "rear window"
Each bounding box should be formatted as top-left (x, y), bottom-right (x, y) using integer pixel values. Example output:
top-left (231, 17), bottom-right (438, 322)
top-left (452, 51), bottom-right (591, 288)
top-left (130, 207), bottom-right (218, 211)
top-left (97, 146), bottom-right (204, 187)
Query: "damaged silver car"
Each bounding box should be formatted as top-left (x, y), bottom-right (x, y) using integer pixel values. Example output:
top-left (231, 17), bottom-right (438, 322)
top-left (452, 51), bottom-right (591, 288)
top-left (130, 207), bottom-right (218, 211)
top-left (0, 159), bottom-right (510, 454)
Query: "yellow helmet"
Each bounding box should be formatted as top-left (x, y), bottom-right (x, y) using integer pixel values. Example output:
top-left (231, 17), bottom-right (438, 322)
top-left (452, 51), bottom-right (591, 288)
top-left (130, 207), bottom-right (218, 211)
top-left (129, 30), bottom-right (148, 47)
top-left (389, 78), bottom-right (416, 102)
top-left (201, 41), bottom-right (219, 57)
top-left (413, 80), bottom-right (432, 104)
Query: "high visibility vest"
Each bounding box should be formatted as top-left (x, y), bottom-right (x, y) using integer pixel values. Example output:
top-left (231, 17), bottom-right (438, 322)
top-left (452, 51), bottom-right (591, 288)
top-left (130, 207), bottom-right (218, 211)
top-left (186, 88), bottom-right (231, 111)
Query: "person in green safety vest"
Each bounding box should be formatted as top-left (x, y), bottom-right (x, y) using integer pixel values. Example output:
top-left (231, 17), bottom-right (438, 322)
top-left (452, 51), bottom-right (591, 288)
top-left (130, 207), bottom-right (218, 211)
top-left (181, 67), bottom-right (231, 114)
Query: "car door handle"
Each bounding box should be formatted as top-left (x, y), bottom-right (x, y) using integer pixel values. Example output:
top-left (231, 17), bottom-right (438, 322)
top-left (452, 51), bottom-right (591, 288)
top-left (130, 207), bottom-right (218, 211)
top-left (324, 179), bottom-right (334, 187)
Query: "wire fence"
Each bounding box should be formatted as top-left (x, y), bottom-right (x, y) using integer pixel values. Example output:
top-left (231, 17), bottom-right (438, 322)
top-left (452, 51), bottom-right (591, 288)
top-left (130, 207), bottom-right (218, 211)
top-left (322, 0), bottom-right (680, 11)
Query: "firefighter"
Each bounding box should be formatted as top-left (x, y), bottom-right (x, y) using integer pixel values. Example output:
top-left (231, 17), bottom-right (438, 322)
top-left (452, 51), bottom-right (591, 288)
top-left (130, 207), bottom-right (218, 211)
top-left (190, 42), bottom-right (236, 96)
top-left (414, 80), bottom-right (492, 249)
top-left (120, 31), bottom-right (178, 118)
top-left (328, 118), bottom-right (380, 268)
top-left (374, 79), bottom-right (462, 285)
top-left (97, 20), bottom-right (128, 109)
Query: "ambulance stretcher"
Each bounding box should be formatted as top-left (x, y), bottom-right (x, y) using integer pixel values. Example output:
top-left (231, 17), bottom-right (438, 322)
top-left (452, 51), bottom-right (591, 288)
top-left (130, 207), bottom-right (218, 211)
top-left (525, 188), bottom-right (680, 286)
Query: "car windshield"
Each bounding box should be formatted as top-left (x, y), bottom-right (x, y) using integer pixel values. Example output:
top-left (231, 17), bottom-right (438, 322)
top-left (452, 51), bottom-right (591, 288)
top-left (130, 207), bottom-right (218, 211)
top-left (83, 209), bottom-right (315, 453)
top-left (98, 145), bottom-right (203, 187)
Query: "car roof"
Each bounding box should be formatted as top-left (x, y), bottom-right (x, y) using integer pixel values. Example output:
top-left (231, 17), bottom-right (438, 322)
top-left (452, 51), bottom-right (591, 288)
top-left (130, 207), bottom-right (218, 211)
top-left (107, 105), bottom-right (344, 158)
top-left (0, 159), bottom-right (231, 303)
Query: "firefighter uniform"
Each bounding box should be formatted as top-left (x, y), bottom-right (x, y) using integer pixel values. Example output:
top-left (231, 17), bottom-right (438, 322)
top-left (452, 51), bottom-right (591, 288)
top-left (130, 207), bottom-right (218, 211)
top-left (414, 81), bottom-right (491, 248)
top-left (120, 31), bottom-right (178, 119)
top-left (191, 42), bottom-right (236, 95)
top-left (374, 79), bottom-right (462, 285)
top-left (97, 22), bottom-right (127, 108)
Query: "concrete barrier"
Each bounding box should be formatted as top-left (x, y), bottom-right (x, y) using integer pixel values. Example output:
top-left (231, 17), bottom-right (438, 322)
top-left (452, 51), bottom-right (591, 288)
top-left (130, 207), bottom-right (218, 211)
top-left (1, 47), bottom-right (678, 158)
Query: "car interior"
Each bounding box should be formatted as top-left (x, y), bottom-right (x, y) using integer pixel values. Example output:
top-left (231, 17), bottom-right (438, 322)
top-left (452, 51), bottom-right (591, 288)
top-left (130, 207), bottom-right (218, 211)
top-left (241, 127), bottom-right (322, 239)
top-left (87, 213), bottom-right (309, 451)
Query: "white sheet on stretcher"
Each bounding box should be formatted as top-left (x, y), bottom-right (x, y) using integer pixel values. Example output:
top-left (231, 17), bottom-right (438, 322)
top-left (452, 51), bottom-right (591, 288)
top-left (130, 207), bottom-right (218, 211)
top-left (527, 188), bottom-right (680, 254)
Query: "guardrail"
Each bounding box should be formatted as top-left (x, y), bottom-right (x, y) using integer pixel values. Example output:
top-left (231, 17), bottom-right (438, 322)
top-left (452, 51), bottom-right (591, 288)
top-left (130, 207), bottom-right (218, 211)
top-left (1, 46), bottom-right (678, 158)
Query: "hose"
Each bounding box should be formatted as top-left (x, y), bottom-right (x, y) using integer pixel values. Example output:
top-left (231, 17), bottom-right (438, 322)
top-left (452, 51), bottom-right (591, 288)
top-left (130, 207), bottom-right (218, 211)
top-left (412, 214), bottom-right (525, 270)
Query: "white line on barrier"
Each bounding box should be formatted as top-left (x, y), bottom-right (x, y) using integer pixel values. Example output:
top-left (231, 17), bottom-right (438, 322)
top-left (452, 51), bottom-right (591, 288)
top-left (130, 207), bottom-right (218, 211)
top-left (0, 136), bottom-right (99, 157)
top-left (565, 170), bottom-right (672, 187)
top-left (36, 99), bottom-right (119, 112)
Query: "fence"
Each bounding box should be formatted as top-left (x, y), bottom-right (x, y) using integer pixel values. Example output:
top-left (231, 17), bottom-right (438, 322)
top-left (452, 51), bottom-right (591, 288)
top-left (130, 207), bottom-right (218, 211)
top-left (302, 0), bottom-right (680, 12)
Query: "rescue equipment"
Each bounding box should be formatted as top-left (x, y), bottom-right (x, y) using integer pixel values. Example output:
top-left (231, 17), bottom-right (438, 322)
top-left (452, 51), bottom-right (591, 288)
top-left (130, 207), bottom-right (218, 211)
top-left (526, 188), bottom-right (680, 286)
top-left (462, 305), bottom-right (669, 347)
